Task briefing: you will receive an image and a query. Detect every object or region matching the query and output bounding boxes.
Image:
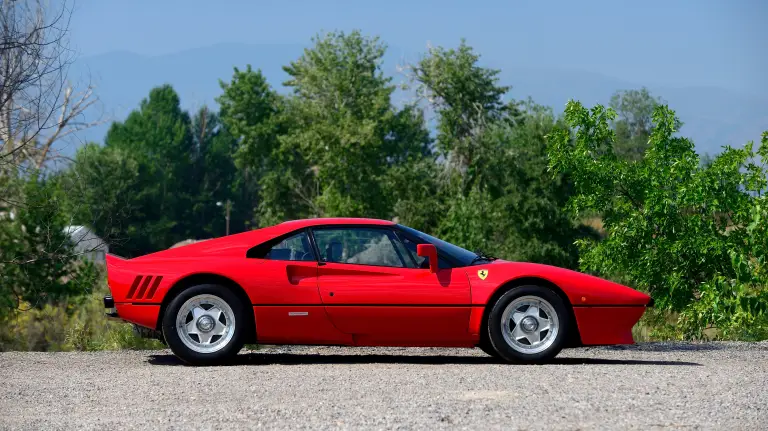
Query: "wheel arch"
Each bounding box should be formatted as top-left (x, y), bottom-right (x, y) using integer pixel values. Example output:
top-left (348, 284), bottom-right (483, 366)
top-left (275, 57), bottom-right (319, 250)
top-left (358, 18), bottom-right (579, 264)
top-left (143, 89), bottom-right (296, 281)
top-left (480, 277), bottom-right (582, 347)
top-left (158, 273), bottom-right (256, 342)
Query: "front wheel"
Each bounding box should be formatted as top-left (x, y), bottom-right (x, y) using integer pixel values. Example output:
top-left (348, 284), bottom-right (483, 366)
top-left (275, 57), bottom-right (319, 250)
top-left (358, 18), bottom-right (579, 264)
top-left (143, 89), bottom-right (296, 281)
top-left (162, 284), bottom-right (247, 365)
top-left (487, 285), bottom-right (570, 364)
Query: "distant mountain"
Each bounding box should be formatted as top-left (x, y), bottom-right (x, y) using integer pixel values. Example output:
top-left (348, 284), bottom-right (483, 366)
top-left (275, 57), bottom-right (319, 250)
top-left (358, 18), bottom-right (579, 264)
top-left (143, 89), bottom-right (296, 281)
top-left (63, 43), bottom-right (767, 159)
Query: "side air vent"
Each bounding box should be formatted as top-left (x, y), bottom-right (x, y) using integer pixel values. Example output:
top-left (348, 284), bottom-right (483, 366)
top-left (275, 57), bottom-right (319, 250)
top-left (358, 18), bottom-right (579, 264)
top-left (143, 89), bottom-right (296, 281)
top-left (146, 276), bottom-right (163, 299)
top-left (126, 275), bottom-right (142, 299)
top-left (126, 275), bottom-right (164, 300)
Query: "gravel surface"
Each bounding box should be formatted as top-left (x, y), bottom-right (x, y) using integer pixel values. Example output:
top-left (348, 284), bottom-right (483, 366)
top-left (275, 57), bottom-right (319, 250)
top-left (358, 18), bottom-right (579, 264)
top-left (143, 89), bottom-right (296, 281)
top-left (1, 342), bottom-right (767, 430)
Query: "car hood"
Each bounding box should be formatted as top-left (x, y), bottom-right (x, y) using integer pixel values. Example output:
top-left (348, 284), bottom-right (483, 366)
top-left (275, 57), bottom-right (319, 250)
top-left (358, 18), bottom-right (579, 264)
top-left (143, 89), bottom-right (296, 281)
top-left (481, 260), bottom-right (651, 306)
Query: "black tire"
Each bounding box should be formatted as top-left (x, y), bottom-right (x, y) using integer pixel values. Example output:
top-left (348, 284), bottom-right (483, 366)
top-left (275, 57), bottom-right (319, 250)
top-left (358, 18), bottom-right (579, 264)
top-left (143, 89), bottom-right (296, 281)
top-left (477, 340), bottom-right (503, 360)
top-left (162, 284), bottom-right (248, 365)
top-left (486, 285), bottom-right (570, 364)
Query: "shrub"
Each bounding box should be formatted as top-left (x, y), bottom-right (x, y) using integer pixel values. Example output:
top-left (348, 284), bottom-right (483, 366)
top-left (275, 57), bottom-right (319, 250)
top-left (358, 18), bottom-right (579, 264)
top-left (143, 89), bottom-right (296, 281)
top-left (547, 102), bottom-right (768, 339)
top-left (0, 278), bottom-right (162, 352)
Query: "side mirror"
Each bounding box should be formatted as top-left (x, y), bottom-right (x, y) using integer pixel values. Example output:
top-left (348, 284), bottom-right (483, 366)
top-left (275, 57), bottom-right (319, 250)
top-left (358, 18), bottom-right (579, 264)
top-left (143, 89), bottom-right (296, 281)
top-left (416, 244), bottom-right (439, 273)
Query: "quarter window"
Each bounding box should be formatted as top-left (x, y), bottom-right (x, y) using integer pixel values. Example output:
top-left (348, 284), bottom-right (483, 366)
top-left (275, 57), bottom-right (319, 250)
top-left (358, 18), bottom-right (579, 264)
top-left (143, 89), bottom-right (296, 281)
top-left (312, 228), bottom-right (406, 268)
top-left (265, 231), bottom-right (315, 261)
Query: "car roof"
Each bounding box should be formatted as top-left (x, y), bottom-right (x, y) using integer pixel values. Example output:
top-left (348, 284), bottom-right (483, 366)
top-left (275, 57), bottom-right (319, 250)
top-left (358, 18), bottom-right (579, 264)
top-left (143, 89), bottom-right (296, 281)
top-left (130, 218), bottom-right (398, 261)
top-left (277, 217), bottom-right (395, 229)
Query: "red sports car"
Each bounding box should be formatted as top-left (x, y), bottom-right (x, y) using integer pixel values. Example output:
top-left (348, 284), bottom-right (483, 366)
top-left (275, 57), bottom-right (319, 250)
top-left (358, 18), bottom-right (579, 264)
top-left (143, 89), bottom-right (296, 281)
top-left (104, 218), bottom-right (652, 365)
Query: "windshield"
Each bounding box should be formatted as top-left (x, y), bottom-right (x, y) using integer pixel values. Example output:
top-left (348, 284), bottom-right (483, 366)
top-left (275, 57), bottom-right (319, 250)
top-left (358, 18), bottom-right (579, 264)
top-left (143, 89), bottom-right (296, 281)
top-left (396, 224), bottom-right (479, 267)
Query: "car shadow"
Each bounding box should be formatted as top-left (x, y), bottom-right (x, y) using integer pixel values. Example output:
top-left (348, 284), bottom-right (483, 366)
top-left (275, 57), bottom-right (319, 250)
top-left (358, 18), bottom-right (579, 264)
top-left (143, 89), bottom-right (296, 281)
top-left (147, 353), bottom-right (701, 367)
top-left (600, 342), bottom-right (726, 352)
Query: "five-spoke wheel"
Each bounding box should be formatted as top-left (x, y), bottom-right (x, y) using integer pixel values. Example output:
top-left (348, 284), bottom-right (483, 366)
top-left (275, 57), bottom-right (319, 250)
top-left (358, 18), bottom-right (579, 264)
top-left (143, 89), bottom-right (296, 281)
top-left (176, 294), bottom-right (236, 354)
top-left (486, 285), bottom-right (570, 363)
top-left (162, 284), bottom-right (247, 365)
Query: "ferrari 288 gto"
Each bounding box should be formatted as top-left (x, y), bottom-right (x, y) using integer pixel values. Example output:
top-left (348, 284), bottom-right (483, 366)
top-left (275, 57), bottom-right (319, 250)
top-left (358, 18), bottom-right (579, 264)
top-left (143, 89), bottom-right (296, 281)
top-left (104, 218), bottom-right (653, 365)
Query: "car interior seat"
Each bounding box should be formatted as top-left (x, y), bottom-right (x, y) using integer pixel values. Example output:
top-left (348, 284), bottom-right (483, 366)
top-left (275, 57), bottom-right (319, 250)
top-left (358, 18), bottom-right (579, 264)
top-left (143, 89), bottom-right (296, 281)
top-left (325, 241), bottom-right (343, 263)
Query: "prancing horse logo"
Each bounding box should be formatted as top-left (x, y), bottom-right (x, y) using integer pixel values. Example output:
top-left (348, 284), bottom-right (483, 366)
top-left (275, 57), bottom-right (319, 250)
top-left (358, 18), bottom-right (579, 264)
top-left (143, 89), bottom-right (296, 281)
top-left (477, 269), bottom-right (489, 280)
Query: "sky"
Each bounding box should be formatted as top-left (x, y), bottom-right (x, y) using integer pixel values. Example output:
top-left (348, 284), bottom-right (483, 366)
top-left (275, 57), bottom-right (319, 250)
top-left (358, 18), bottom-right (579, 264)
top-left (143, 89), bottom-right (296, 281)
top-left (68, 0), bottom-right (767, 97)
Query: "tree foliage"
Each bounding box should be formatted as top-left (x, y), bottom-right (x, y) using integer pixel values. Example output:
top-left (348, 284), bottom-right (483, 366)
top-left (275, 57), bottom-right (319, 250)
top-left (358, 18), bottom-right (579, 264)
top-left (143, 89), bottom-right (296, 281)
top-left (609, 87), bottom-right (670, 162)
top-left (63, 86), bottom-right (247, 257)
top-left (548, 101), bottom-right (768, 338)
top-left (0, 174), bottom-right (98, 319)
top-left (259, 30), bottom-right (431, 222)
top-left (411, 42), bottom-right (588, 268)
top-left (411, 40), bottom-right (519, 182)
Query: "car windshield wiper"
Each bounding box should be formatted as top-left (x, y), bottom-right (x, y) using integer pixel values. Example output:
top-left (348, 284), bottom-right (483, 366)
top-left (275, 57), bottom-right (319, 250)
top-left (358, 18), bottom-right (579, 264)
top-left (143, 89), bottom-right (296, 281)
top-left (470, 249), bottom-right (498, 265)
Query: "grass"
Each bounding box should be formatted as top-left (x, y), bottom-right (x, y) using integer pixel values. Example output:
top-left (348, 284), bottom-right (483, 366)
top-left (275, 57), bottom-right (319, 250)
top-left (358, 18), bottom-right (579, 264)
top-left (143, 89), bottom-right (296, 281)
top-left (0, 280), bottom-right (163, 352)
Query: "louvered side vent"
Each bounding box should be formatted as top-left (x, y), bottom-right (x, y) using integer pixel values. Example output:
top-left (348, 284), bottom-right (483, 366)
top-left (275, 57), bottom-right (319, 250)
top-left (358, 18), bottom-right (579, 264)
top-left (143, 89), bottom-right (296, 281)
top-left (126, 275), bottom-right (163, 300)
top-left (126, 275), bottom-right (143, 299)
top-left (145, 276), bottom-right (163, 299)
top-left (135, 276), bottom-right (153, 299)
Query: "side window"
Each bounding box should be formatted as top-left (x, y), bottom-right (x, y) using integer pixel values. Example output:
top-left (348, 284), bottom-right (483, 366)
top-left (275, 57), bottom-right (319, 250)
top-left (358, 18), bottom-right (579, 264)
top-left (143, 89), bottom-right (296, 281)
top-left (265, 231), bottom-right (315, 261)
top-left (391, 235), bottom-right (418, 269)
top-left (312, 228), bottom-right (407, 268)
top-left (398, 234), bottom-right (452, 269)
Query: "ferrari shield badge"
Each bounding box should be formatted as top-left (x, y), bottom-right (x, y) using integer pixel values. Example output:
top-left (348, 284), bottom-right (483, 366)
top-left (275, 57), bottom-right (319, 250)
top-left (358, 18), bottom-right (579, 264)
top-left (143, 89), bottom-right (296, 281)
top-left (477, 269), bottom-right (489, 280)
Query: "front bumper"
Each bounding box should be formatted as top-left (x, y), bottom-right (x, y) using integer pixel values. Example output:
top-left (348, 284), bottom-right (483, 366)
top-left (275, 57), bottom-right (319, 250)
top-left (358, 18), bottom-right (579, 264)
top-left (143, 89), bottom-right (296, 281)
top-left (573, 305), bottom-right (647, 345)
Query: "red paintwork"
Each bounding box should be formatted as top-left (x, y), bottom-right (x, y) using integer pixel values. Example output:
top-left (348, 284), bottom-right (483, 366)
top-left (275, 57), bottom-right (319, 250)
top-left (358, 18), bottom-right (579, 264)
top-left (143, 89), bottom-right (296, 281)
top-left (317, 263), bottom-right (472, 343)
top-left (114, 303), bottom-right (160, 329)
top-left (573, 307), bottom-right (646, 345)
top-left (416, 244), bottom-right (439, 273)
top-left (105, 217), bottom-right (651, 348)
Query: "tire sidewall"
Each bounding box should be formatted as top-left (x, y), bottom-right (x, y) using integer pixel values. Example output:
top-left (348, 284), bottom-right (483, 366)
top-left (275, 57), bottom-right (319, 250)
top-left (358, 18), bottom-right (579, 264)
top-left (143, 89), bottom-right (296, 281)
top-left (162, 284), bottom-right (247, 365)
top-left (487, 285), bottom-right (570, 364)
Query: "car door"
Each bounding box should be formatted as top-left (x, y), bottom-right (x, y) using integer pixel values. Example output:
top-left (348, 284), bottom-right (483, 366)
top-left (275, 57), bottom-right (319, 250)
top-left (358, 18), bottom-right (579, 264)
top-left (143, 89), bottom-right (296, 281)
top-left (247, 229), bottom-right (350, 345)
top-left (312, 226), bottom-right (473, 345)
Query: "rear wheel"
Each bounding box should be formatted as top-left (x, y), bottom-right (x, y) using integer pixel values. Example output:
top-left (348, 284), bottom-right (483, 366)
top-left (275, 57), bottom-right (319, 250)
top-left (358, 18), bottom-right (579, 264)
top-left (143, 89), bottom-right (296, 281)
top-left (487, 285), bottom-right (570, 364)
top-left (162, 284), bottom-right (248, 365)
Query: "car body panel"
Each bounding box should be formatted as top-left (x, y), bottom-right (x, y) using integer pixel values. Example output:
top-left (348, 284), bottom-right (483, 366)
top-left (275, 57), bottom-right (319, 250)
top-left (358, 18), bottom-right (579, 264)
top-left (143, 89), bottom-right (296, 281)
top-left (466, 260), bottom-right (650, 307)
top-left (253, 305), bottom-right (351, 345)
top-left (572, 306), bottom-right (646, 345)
top-left (114, 303), bottom-right (161, 329)
top-left (105, 217), bottom-right (651, 348)
top-left (317, 263), bottom-right (473, 342)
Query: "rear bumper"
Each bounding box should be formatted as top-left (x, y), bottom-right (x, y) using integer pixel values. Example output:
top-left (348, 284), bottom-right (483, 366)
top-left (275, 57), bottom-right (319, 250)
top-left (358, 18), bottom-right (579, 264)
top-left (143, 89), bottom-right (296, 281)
top-left (104, 295), bottom-right (160, 329)
top-left (573, 305), bottom-right (647, 345)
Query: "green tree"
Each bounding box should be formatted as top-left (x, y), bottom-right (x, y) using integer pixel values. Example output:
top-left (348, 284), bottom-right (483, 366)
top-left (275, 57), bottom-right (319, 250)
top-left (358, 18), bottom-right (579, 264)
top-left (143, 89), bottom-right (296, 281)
top-left (58, 143), bottom-right (141, 256)
top-left (271, 30), bottom-right (430, 221)
top-left (217, 66), bottom-right (283, 173)
top-left (412, 41), bottom-right (585, 267)
top-left (102, 85), bottom-right (195, 255)
top-left (0, 174), bottom-right (98, 318)
top-left (548, 101), bottom-right (768, 338)
top-left (411, 40), bottom-right (521, 190)
top-left (217, 66), bottom-right (285, 226)
top-left (188, 106), bottom-right (251, 237)
top-left (435, 102), bottom-right (591, 267)
top-left (609, 87), bottom-right (666, 161)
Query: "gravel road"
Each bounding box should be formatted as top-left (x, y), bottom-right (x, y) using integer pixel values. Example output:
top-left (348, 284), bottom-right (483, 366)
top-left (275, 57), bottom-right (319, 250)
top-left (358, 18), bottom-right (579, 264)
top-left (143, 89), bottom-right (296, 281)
top-left (1, 342), bottom-right (766, 430)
